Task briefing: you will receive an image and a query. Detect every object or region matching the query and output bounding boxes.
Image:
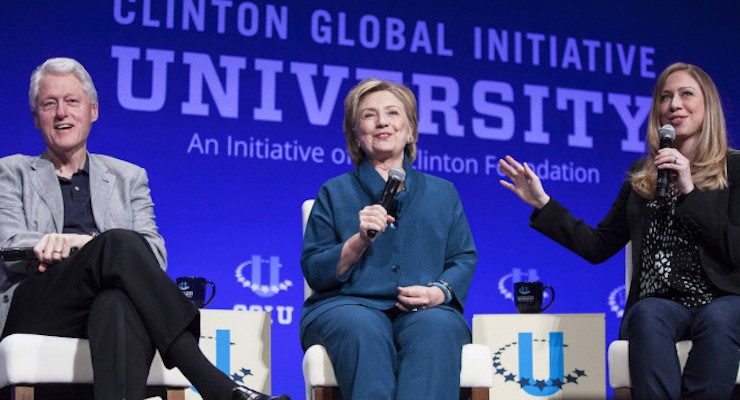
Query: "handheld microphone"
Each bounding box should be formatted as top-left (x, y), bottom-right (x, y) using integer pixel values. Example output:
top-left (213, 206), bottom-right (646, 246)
top-left (0, 247), bottom-right (77, 262)
top-left (657, 124), bottom-right (676, 198)
top-left (368, 167), bottom-right (406, 238)
top-left (0, 247), bottom-right (36, 261)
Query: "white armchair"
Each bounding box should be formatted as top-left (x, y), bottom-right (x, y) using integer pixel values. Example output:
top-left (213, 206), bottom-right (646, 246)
top-left (300, 199), bottom-right (493, 400)
top-left (0, 333), bottom-right (190, 400)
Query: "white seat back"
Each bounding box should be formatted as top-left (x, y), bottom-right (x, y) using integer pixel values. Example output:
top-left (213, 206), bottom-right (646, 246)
top-left (302, 199), bottom-right (315, 301)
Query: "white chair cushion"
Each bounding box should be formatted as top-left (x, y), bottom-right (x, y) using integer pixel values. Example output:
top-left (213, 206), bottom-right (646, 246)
top-left (607, 339), bottom-right (740, 389)
top-left (302, 342), bottom-right (493, 396)
top-left (607, 340), bottom-right (631, 389)
top-left (460, 343), bottom-right (494, 387)
top-left (302, 345), bottom-right (338, 387)
top-left (0, 334), bottom-right (190, 388)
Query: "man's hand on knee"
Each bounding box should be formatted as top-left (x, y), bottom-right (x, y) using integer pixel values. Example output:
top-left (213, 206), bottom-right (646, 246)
top-left (34, 233), bottom-right (93, 272)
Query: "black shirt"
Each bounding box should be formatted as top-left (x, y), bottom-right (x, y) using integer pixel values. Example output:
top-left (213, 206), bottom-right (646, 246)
top-left (58, 159), bottom-right (99, 236)
top-left (639, 189), bottom-right (717, 308)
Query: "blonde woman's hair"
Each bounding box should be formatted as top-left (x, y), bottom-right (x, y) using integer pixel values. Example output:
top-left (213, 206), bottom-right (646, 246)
top-left (630, 62), bottom-right (728, 198)
top-left (342, 79), bottom-right (418, 166)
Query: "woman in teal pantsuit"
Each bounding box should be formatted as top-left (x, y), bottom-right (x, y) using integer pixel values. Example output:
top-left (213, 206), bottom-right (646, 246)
top-left (300, 79), bottom-right (478, 400)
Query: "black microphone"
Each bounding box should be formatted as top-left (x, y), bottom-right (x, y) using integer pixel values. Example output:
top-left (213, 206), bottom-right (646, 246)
top-left (657, 124), bottom-right (676, 198)
top-left (0, 246), bottom-right (78, 262)
top-left (368, 167), bottom-right (406, 238)
top-left (0, 247), bottom-right (36, 261)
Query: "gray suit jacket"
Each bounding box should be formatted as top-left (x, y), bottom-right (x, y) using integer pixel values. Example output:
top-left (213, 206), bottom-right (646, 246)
top-left (0, 153), bottom-right (166, 334)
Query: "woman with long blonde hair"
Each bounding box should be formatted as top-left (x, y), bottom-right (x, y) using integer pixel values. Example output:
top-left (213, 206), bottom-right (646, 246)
top-left (500, 62), bottom-right (740, 399)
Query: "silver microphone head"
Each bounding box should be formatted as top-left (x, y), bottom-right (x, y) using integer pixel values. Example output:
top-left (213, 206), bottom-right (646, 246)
top-left (659, 124), bottom-right (676, 141)
top-left (389, 167), bottom-right (406, 182)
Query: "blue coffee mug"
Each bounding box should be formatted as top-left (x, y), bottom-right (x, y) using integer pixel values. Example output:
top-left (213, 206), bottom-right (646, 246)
top-left (177, 276), bottom-right (216, 308)
top-left (514, 281), bottom-right (555, 313)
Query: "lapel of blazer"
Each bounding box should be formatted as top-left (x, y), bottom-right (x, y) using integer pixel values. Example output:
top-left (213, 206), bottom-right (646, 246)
top-left (29, 155), bottom-right (64, 232)
top-left (89, 154), bottom-right (115, 232)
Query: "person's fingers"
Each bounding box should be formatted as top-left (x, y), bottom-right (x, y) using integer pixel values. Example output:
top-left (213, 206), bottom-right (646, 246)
top-left (395, 302), bottom-right (413, 312)
top-left (523, 162), bottom-right (535, 177)
top-left (499, 180), bottom-right (515, 191)
top-left (48, 235), bottom-right (64, 261)
top-left (41, 235), bottom-right (58, 262)
top-left (33, 235), bottom-right (49, 261)
top-left (498, 158), bottom-right (515, 175)
top-left (359, 207), bottom-right (390, 236)
top-left (505, 155), bottom-right (525, 171)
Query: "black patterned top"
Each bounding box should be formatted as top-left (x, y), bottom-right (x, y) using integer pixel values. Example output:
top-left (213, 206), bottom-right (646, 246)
top-left (639, 187), bottom-right (716, 308)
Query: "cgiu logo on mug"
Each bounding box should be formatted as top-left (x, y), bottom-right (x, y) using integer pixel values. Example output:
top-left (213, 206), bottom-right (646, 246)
top-left (514, 281), bottom-right (555, 313)
top-left (177, 276), bottom-right (216, 308)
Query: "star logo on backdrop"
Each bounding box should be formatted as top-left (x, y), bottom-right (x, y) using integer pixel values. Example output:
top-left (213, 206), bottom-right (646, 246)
top-left (199, 335), bottom-right (255, 384)
top-left (232, 368), bottom-right (254, 383)
top-left (492, 338), bottom-right (588, 394)
top-left (234, 255), bottom-right (293, 298)
top-left (608, 284), bottom-right (626, 318)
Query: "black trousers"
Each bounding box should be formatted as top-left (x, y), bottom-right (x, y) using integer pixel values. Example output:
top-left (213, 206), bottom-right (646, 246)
top-left (1, 229), bottom-right (199, 399)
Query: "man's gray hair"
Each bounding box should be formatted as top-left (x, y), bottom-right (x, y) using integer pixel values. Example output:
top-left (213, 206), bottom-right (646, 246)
top-left (29, 57), bottom-right (97, 112)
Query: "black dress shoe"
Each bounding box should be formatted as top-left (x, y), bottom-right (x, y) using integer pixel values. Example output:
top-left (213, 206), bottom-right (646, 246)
top-left (232, 385), bottom-right (291, 400)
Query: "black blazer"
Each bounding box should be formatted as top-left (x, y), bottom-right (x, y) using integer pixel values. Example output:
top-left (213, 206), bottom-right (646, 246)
top-left (530, 150), bottom-right (740, 324)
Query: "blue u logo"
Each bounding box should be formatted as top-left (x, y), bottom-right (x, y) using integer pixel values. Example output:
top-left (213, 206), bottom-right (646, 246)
top-left (215, 329), bottom-right (232, 374)
top-left (250, 256), bottom-right (283, 298)
top-left (518, 332), bottom-right (564, 396)
top-left (235, 255), bottom-right (292, 298)
top-left (192, 329), bottom-right (232, 394)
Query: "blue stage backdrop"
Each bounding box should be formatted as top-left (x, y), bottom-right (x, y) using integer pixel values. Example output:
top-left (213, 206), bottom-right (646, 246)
top-left (3, 1), bottom-right (740, 398)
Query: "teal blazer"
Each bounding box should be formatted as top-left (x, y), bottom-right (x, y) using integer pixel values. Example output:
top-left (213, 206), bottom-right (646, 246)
top-left (300, 159), bottom-right (477, 341)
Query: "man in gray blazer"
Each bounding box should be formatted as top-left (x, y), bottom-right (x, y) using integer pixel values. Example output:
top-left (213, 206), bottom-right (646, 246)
top-left (0, 58), bottom-right (288, 400)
